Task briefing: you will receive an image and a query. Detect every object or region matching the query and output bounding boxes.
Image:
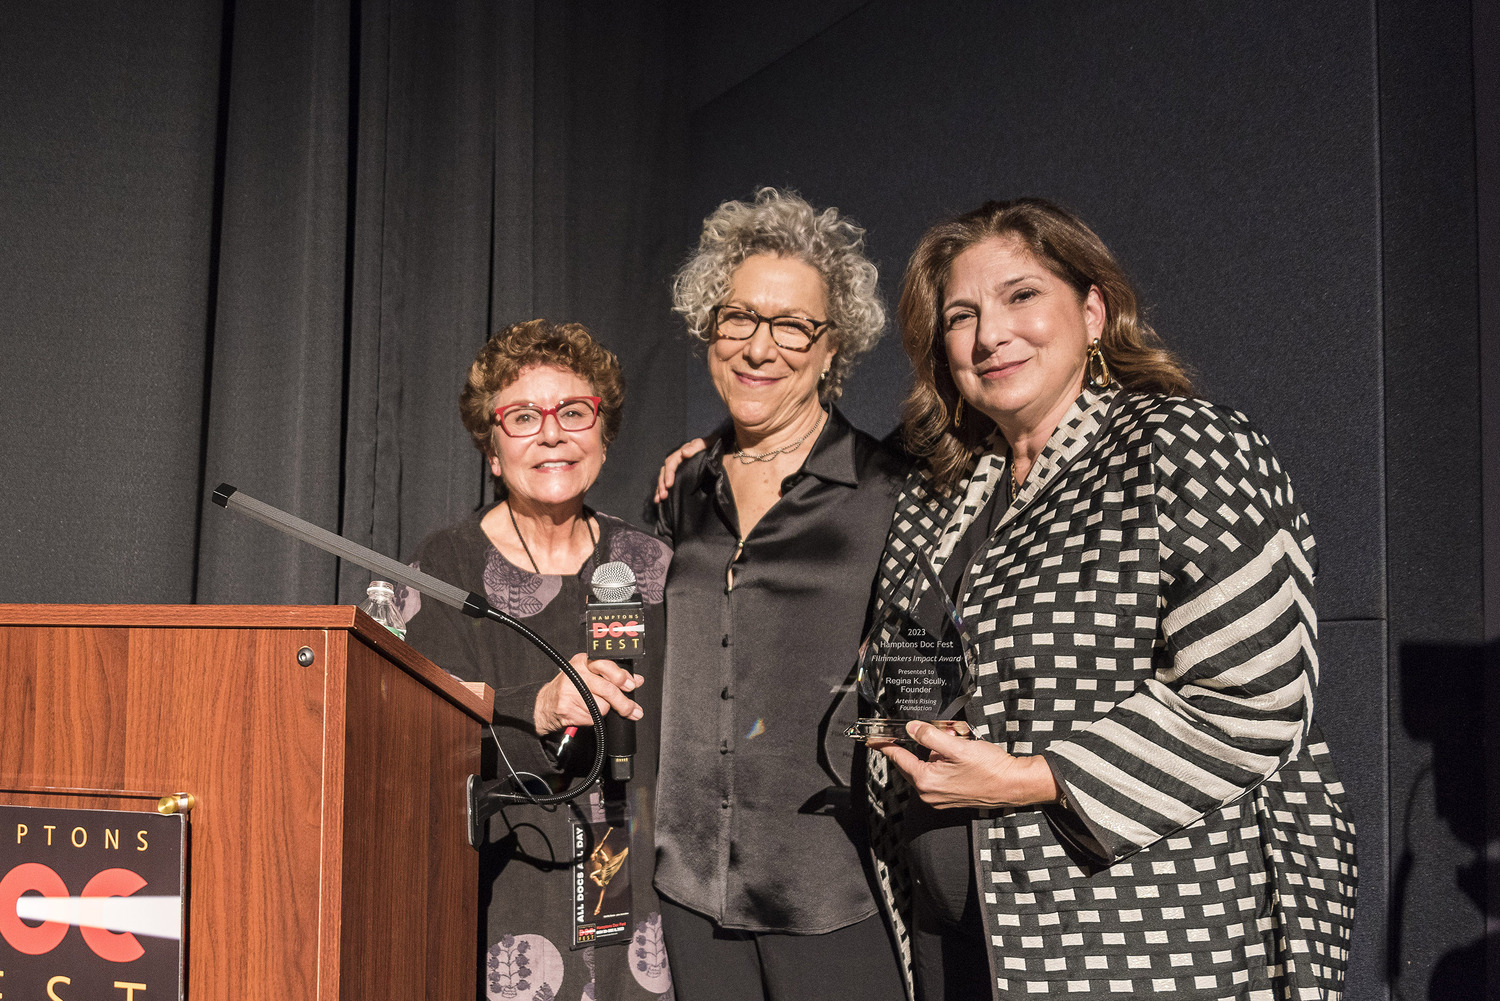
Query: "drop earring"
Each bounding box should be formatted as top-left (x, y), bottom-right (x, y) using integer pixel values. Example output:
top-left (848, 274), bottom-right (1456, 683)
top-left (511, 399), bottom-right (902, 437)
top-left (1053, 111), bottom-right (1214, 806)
top-left (1086, 338), bottom-right (1113, 390)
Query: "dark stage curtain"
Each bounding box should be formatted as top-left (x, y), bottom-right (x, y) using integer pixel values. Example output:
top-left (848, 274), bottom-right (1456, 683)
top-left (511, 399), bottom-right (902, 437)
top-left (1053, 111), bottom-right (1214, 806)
top-left (0, 0), bottom-right (690, 606)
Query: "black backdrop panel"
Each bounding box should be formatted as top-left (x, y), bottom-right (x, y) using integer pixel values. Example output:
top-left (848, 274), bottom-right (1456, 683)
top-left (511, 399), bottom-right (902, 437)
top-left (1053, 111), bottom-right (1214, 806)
top-left (0, 3), bottom-right (223, 604)
top-left (1379, 1), bottom-right (1487, 997)
top-left (686, 0), bottom-right (1383, 624)
top-left (684, 0), bottom-right (1396, 996)
top-left (1316, 619), bottom-right (1389, 1001)
top-left (687, 0), bottom-right (868, 109)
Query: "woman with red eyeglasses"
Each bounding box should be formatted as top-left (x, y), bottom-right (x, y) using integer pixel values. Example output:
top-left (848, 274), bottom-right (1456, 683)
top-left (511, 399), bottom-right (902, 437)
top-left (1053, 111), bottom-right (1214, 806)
top-left (404, 318), bottom-right (674, 1001)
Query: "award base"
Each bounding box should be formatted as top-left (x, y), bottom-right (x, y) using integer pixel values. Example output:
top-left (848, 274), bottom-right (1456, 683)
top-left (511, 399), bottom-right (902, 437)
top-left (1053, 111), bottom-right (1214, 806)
top-left (845, 718), bottom-right (974, 743)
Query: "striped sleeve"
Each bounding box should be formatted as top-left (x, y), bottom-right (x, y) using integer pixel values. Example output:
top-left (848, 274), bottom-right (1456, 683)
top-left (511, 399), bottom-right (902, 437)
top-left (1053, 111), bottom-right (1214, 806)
top-left (1044, 401), bottom-right (1318, 863)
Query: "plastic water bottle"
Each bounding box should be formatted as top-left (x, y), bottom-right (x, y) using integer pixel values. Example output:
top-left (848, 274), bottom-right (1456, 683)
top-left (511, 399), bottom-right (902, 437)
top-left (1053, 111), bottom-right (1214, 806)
top-left (359, 580), bottom-right (407, 640)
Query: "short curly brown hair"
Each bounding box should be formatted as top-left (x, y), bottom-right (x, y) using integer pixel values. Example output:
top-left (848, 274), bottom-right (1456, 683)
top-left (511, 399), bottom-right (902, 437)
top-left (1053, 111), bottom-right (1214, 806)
top-left (459, 319), bottom-right (625, 456)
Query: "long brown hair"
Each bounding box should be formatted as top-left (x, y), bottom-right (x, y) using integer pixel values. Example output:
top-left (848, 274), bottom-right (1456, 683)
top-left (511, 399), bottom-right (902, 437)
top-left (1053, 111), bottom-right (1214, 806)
top-left (898, 198), bottom-right (1194, 487)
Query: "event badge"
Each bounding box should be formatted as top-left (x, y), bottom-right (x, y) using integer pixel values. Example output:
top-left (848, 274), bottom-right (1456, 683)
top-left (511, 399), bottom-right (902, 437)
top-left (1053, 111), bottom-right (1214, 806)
top-left (570, 791), bottom-right (632, 949)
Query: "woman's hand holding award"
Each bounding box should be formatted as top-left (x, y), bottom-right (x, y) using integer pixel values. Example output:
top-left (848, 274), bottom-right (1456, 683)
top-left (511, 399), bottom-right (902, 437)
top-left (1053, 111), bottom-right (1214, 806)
top-left (845, 551), bottom-right (977, 743)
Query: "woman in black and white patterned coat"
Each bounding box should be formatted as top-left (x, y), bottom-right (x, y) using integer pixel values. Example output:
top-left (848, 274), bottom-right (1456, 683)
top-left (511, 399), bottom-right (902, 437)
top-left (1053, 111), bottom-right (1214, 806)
top-left (868, 199), bottom-right (1356, 1001)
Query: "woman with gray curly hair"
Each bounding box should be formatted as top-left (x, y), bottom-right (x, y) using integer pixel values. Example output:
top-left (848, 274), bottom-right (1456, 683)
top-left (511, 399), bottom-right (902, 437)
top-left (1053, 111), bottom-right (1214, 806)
top-left (649, 188), bottom-right (907, 1001)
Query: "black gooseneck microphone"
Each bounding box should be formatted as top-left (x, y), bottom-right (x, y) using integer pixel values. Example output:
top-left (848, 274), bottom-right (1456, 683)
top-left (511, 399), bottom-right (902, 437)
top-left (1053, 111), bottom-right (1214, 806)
top-left (585, 561), bottom-right (645, 782)
top-left (210, 483), bottom-right (606, 843)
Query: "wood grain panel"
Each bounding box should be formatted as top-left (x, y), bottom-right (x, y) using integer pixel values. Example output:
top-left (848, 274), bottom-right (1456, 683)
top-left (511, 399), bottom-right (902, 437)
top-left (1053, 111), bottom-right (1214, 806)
top-left (0, 627), bottom-right (40, 779)
top-left (0, 610), bottom-right (489, 1001)
top-left (0, 622), bottom-right (328, 1000)
top-left (0, 605), bottom-right (492, 721)
top-left (0, 604), bottom-right (361, 629)
top-left (127, 626), bottom-right (327, 1001)
top-left (422, 669), bottom-right (480, 1001)
top-left (29, 626), bottom-right (130, 789)
top-left (316, 630), bottom-right (349, 1001)
top-left (337, 634), bottom-right (480, 1001)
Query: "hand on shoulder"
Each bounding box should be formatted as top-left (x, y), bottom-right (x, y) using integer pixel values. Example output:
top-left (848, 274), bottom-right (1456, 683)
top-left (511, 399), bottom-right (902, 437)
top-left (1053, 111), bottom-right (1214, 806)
top-left (654, 437), bottom-right (710, 502)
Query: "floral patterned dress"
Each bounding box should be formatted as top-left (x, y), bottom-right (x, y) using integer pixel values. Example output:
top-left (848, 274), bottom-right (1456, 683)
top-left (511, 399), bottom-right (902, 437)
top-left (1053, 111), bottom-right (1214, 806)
top-left (404, 507), bottom-right (675, 1001)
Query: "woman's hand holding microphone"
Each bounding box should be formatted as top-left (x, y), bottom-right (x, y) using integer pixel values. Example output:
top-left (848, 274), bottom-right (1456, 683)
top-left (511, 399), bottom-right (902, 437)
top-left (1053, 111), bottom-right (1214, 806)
top-left (533, 652), bottom-right (645, 735)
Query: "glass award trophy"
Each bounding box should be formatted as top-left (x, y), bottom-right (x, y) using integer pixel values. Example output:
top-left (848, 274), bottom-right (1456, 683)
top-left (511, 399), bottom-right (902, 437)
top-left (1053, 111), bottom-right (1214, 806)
top-left (845, 550), bottom-right (977, 743)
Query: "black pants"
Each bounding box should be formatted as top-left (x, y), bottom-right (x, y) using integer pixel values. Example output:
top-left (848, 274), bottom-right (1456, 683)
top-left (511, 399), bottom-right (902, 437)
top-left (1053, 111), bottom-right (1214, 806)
top-left (910, 876), bottom-right (991, 1001)
top-left (904, 800), bottom-right (992, 1000)
top-left (660, 895), bottom-right (906, 1001)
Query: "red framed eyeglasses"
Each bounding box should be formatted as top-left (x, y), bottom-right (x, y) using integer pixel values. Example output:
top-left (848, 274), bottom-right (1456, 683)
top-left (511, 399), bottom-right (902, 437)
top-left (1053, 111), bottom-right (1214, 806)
top-left (492, 396), bottom-right (603, 437)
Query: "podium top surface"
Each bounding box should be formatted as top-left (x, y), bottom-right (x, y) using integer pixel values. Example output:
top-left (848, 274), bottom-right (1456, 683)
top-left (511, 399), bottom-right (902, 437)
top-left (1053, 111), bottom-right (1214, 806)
top-left (0, 603), bottom-right (494, 722)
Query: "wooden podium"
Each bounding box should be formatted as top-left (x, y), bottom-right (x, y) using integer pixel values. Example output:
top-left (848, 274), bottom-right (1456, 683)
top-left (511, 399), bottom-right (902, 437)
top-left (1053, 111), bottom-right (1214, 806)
top-left (0, 604), bottom-right (493, 1000)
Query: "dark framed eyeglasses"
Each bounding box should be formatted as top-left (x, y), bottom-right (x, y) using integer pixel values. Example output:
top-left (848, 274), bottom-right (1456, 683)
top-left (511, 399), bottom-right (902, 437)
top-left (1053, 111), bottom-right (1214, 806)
top-left (710, 305), bottom-right (833, 353)
top-left (492, 396), bottom-right (603, 437)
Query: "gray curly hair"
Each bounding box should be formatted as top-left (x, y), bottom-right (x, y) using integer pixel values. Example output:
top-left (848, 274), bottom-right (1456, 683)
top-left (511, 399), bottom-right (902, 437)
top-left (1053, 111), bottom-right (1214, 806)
top-left (671, 187), bottom-right (885, 402)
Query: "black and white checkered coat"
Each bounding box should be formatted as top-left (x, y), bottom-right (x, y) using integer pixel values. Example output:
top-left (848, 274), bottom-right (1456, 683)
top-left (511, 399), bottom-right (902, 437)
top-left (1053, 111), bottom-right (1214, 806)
top-left (868, 388), bottom-right (1357, 1000)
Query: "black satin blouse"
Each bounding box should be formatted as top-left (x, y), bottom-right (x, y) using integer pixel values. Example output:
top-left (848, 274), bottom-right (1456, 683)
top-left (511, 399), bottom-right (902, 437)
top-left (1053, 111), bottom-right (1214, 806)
top-left (651, 406), bottom-right (909, 934)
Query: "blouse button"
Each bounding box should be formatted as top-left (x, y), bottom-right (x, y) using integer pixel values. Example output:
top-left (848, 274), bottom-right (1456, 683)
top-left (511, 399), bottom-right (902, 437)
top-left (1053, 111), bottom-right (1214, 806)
top-left (721, 799), bottom-right (730, 809)
top-left (719, 739), bottom-right (731, 755)
top-left (720, 686), bottom-right (732, 700)
top-left (721, 634), bottom-right (730, 646)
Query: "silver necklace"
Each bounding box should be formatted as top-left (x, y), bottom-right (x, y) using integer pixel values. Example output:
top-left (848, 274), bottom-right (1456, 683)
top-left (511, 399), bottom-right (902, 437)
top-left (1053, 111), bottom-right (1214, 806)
top-left (732, 409), bottom-right (826, 465)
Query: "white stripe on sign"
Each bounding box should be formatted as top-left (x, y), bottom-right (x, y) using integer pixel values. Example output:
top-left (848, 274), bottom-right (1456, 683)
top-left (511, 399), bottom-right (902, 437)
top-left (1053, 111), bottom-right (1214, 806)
top-left (15, 895), bottom-right (182, 940)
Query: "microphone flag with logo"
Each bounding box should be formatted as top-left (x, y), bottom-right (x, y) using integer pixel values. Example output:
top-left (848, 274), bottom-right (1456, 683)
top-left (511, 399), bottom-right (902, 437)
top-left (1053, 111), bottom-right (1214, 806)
top-left (586, 561), bottom-right (645, 658)
top-left (585, 562), bottom-right (644, 782)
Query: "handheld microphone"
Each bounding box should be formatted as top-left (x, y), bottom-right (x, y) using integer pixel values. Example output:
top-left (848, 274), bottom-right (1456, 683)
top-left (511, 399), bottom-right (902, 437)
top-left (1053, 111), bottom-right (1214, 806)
top-left (586, 561), bottom-right (645, 782)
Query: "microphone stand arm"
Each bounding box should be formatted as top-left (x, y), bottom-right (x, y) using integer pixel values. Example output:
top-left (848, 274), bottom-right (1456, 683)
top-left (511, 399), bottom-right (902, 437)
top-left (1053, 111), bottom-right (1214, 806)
top-left (211, 484), bottom-right (606, 845)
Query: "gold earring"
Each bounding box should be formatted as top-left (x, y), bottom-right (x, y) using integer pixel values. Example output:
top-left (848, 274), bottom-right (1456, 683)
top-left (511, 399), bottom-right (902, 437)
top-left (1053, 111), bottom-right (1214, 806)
top-left (1086, 338), bottom-right (1113, 389)
top-left (952, 397), bottom-right (964, 428)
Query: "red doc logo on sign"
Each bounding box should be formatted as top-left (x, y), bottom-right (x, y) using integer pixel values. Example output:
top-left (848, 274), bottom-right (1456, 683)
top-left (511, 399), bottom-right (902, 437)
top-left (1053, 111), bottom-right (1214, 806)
top-left (0, 805), bottom-right (185, 1000)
